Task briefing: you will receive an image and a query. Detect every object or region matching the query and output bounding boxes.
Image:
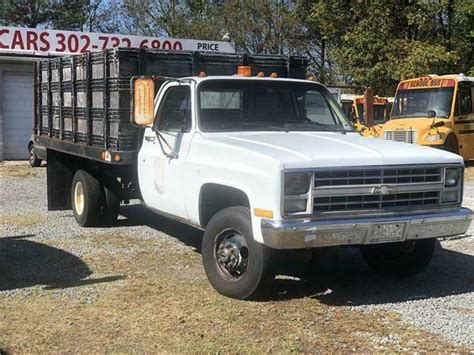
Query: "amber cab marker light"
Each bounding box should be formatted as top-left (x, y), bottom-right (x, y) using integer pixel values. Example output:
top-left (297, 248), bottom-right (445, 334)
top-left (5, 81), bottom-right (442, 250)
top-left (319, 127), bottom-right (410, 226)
top-left (237, 66), bottom-right (252, 77)
top-left (307, 76), bottom-right (317, 81)
top-left (114, 154), bottom-right (121, 162)
top-left (257, 71), bottom-right (265, 77)
top-left (269, 72), bottom-right (278, 78)
top-left (198, 71), bottom-right (207, 77)
top-left (254, 208), bottom-right (274, 219)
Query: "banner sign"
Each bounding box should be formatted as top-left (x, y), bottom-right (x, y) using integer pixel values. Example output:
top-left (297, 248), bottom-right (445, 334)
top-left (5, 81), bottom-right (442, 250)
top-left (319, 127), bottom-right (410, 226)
top-left (0, 26), bottom-right (235, 56)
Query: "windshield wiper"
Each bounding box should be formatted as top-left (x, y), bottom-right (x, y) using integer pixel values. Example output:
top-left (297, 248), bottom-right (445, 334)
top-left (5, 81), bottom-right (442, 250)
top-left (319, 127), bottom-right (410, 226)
top-left (240, 122), bottom-right (289, 132)
top-left (283, 121), bottom-right (348, 134)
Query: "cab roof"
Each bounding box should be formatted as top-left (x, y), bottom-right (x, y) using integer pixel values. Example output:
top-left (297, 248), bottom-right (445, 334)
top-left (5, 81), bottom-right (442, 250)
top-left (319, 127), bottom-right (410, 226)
top-left (179, 75), bottom-right (322, 85)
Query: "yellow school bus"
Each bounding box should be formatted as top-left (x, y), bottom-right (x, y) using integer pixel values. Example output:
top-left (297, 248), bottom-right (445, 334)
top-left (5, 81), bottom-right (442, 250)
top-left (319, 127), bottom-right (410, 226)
top-left (340, 94), bottom-right (389, 136)
top-left (380, 74), bottom-right (474, 160)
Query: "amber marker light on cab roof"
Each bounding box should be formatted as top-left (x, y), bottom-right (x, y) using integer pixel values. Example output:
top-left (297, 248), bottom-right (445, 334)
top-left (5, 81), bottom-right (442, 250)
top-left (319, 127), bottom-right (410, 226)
top-left (198, 71), bottom-right (207, 77)
top-left (237, 66), bottom-right (252, 77)
top-left (269, 72), bottom-right (278, 78)
top-left (257, 71), bottom-right (265, 77)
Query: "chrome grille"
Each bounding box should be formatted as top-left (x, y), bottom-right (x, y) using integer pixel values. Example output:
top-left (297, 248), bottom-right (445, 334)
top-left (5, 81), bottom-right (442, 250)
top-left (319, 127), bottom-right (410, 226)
top-left (314, 191), bottom-right (440, 212)
top-left (314, 167), bottom-right (442, 187)
top-left (384, 130), bottom-right (418, 143)
top-left (312, 166), bottom-right (443, 214)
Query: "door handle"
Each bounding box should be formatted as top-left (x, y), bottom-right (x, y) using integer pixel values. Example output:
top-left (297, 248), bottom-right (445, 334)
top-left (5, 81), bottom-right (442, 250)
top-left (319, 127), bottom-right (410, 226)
top-left (145, 136), bottom-right (156, 142)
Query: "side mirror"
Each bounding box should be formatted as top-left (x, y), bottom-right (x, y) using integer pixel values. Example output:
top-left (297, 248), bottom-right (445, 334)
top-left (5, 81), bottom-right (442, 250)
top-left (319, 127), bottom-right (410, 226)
top-left (131, 77), bottom-right (155, 126)
top-left (433, 121), bottom-right (445, 128)
top-left (426, 110), bottom-right (436, 118)
top-left (350, 112), bottom-right (358, 123)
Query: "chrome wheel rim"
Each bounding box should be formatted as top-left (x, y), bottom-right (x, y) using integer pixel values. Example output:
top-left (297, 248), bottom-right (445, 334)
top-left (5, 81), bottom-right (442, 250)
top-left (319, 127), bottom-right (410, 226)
top-left (74, 181), bottom-right (85, 216)
top-left (214, 229), bottom-right (249, 281)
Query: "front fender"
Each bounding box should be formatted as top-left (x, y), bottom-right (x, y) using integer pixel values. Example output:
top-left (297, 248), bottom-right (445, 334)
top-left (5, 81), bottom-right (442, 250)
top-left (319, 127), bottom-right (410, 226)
top-left (421, 126), bottom-right (454, 146)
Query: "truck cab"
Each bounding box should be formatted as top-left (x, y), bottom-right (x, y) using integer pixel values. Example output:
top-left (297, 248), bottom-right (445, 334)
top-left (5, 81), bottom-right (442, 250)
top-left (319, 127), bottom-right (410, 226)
top-left (379, 74), bottom-right (474, 160)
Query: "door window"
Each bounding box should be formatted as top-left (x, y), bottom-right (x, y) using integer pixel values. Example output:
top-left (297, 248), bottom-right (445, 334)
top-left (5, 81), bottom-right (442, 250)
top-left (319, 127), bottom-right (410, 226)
top-left (157, 86), bottom-right (191, 132)
top-left (455, 86), bottom-right (472, 116)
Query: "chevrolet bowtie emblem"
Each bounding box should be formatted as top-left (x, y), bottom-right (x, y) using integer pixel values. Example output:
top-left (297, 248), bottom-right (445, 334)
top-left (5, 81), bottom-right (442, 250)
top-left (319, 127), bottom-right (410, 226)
top-left (373, 185), bottom-right (395, 195)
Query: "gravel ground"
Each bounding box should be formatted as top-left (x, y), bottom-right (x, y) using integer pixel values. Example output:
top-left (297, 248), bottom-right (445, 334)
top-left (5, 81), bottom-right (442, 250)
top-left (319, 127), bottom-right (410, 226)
top-left (1, 161), bottom-right (473, 351)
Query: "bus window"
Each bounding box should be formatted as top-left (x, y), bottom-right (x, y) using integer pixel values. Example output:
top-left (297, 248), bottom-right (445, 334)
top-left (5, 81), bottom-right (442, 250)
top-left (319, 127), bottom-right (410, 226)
top-left (455, 87), bottom-right (472, 116)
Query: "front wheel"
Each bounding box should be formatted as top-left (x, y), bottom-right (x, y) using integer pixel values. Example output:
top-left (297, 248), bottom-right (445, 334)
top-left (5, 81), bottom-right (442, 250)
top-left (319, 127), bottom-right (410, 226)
top-left (202, 206), bottom-right (273, 300)
top-left (360, 238), bottom-right (436, 276)
top-left (441, 135), bottom-right (460, 155)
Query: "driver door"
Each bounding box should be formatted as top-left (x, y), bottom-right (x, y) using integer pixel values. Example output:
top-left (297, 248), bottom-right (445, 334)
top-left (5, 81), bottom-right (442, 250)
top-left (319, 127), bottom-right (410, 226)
top-left (138, 83), bottom-right (193, 219)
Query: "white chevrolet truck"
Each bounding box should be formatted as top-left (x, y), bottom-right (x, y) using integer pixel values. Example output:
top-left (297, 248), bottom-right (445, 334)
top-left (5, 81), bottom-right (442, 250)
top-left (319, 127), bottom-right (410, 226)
top-left (35, 50), bottom-right (472, 299)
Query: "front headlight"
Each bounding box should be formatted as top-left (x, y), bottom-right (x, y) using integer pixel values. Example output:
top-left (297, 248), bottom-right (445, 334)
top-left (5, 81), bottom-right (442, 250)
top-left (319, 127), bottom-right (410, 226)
top-left (425, 133), bottom-right (441, 142)
top-left (285, 173), bottom-right (310, 195)
top-left (445, 168), bottom-right (460, 187)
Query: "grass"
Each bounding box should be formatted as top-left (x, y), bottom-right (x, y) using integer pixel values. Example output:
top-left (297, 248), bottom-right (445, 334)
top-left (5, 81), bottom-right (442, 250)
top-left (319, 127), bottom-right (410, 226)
top-left (0, 233), bottom-right (469, 353)
top-left (0, 214), bottom-right (43, 227)
top-left (0, 164), bottom-right (38, 178)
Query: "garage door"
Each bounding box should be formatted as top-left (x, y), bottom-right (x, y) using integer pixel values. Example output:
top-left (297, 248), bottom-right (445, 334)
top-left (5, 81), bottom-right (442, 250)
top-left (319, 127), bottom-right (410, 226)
top-left (2, 73), bottom-right (33, 159)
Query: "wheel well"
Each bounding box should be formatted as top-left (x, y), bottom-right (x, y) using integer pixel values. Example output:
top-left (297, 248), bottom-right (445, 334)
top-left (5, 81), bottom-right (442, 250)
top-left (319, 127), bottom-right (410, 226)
top-left (445, 133), bottom-right (460, 153)
top-left (199, 184), bottom-right (250, 227)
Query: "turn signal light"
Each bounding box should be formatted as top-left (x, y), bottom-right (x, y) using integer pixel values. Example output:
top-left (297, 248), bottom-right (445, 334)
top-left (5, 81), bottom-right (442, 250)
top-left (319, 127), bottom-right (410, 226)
top-left (132, 77), bottom-right (155, 126)
top-left (254, 208), bottom-right (274, 219)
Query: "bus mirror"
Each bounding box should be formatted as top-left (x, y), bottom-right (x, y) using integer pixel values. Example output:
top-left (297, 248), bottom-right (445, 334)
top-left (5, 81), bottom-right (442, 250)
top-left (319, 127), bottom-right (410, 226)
top-left (426, 110), bottom-right (436, 118)
top-left (131, 77), bottom-right (155, 126)
top-left (433, 121), bottom-right (445, 128)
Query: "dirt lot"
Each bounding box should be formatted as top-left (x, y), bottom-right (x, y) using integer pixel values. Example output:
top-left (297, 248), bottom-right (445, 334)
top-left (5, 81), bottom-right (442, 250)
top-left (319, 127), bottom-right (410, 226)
top-left (1, 162), bottom-right (473, 353)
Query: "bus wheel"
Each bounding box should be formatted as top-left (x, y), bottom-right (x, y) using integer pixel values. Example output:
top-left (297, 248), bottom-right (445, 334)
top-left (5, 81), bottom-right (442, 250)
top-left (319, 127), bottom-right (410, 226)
top-left (442, 135), bottom-right (459, 155)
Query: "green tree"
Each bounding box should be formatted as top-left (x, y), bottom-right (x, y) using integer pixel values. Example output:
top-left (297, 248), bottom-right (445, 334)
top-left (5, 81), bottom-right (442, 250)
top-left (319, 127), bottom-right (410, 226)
top-left (121, 0), bottom-right (304, 54)
top-left (0, 0), bottom-right (50, 27)
top-left (0, 0), bottom-right (120, 32)
top-left (307, 0), bottom-right (470, 95)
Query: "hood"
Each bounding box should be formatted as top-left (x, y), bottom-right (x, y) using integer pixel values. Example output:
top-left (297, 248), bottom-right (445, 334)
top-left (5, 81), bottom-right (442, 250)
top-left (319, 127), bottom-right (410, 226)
top-left (202, 131), bottom-right (462, 169)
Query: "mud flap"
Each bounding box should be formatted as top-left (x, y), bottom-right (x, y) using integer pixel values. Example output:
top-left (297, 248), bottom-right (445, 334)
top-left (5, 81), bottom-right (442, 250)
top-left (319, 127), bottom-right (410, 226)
top-left (46, 149), bottom-right (74, 210)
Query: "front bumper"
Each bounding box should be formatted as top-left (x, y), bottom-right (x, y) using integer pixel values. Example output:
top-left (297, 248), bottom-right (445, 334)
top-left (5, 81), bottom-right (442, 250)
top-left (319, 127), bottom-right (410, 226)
top-left (261, 208), bottom-right (472, 249)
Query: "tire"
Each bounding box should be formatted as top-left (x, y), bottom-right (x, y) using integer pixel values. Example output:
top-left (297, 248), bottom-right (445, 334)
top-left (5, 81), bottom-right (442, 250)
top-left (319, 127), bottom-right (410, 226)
top-left (100, 184), bottom-right (120, 226)
top-left (202, 206), bottom-right (273, 300)
top-left (29, 144), bottom-right (42, 168)
top-left (360, 238), bottom-right (435, 277)
top-left (71, 170), bottom-right (102, 227)
top-left (442, 135), bottom-right (460, 155)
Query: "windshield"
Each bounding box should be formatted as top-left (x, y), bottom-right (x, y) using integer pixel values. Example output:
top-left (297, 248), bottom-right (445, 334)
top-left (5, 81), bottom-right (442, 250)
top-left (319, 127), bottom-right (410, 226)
top-left (356, 104), bottom-right (387, 124)
top-left (198, 80), bottom-right (353, 132)
top-left (391, 88), bottom-right (454, 119)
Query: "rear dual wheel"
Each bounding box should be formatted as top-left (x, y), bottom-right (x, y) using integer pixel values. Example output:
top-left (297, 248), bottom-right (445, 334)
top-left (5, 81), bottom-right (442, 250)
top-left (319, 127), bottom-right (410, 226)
top-left (360, 238), bottom-right (436, 276)
top-left (71, 170), bottom-right (120, 227)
